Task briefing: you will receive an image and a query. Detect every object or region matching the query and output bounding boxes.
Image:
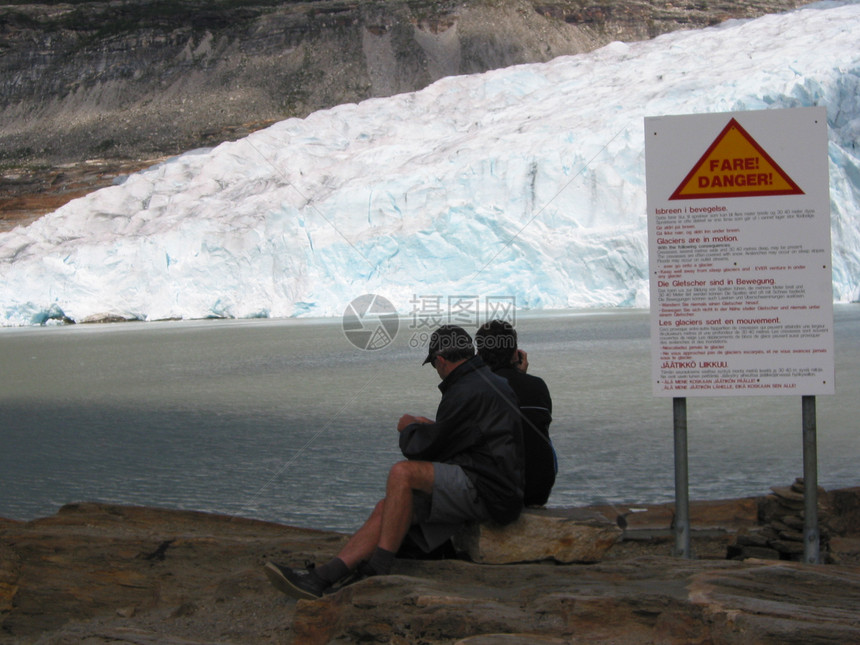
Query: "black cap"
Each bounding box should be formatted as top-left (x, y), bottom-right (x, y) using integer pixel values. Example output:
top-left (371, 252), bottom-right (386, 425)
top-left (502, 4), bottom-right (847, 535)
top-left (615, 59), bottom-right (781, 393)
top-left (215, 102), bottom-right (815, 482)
top-left (422, 325), bottom-right (474, 365)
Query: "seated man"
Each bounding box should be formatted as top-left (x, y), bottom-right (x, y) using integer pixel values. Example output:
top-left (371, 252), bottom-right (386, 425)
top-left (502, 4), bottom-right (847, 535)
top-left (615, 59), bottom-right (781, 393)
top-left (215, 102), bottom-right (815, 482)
top-left (476, 320), bottom-right (556, 507)
top-left (265, 324), bottom-right (524, 599)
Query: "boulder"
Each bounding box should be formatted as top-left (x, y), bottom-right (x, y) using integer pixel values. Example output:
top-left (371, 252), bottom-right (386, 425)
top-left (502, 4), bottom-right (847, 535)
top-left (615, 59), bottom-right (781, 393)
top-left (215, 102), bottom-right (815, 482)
top-left (452, 507), bottom-right (621, 564)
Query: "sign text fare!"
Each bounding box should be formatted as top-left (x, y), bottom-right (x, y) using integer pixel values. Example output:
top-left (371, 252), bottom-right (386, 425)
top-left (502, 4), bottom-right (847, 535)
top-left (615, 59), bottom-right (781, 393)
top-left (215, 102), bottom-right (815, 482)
top-left (669, 118), bottom-right (803, 200)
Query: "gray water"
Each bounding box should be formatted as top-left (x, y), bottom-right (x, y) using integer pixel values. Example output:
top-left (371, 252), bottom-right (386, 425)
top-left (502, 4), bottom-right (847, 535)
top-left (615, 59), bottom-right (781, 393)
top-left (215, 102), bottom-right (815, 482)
top-left (2, 307), bottom-right (858, 533)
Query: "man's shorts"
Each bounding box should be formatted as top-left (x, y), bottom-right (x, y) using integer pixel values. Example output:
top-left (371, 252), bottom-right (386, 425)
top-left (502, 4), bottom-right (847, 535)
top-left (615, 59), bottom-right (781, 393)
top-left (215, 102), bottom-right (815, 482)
top-left (408, 462), bottom-right (491, 553)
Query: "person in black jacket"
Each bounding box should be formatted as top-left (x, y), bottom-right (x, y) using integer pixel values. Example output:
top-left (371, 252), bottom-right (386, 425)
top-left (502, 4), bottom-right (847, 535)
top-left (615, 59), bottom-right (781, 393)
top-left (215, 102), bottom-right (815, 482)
top-left (264, 325), bottom-right (524, 600)
top-left (476, 320), bottom-right (556, 507)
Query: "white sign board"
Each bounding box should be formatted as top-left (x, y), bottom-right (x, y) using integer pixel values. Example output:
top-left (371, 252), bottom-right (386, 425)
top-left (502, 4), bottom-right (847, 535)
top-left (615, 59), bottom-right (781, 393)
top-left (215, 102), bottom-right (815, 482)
top-left (645, 107), bottom-right (834, 397)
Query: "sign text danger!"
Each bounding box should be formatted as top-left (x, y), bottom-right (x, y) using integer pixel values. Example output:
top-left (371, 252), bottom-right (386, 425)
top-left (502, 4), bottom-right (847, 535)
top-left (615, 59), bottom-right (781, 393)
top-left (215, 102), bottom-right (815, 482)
top-left (669, 118), bottom-right (803, 200)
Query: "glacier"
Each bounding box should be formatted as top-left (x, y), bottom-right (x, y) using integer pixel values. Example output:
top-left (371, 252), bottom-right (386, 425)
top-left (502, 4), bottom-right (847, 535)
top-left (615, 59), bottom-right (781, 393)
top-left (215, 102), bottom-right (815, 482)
top-left (1, 1), bottom-right (859, 326)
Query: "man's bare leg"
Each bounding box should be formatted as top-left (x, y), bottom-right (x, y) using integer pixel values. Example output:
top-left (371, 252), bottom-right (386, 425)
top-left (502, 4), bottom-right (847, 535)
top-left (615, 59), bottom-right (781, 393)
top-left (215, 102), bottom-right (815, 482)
top-left (335, 499), bottom-right (384, 569)
top-left (337, 460), bottom-right (434, 569)
top-left (378, 460), bottom-right (434, 552)
top-left (264, 460), bottom-right (435, 597)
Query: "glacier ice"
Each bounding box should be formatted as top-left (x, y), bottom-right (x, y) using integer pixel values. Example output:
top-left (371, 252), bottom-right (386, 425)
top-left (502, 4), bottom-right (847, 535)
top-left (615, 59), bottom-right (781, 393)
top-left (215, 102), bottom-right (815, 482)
top-left (1, 1), bottom-right (859, 326)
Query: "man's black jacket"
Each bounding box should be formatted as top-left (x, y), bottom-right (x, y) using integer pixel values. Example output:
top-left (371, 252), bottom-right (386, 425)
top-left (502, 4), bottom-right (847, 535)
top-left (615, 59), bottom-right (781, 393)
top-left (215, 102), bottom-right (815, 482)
top-left (399, 355), bottom-right (525, 524)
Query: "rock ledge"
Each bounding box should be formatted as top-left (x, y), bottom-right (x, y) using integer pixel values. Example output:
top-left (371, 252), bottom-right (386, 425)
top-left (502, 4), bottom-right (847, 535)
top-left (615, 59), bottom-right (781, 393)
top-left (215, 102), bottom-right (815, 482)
top-left (1, 489), bottom-right (858, 644)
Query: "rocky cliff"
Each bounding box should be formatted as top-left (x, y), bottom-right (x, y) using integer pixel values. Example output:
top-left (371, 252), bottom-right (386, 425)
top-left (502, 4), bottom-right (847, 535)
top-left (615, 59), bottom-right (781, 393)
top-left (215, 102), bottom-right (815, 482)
top-left (1, 486), bottom-right (859, 643)
top-left (0, 0), bottom-right (815, 165)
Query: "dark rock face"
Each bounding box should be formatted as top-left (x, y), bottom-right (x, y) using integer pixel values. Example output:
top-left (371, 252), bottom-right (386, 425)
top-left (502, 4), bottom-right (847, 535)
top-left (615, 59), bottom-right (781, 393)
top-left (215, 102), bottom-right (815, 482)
top-left (0, 0), bottom-right (813, 167)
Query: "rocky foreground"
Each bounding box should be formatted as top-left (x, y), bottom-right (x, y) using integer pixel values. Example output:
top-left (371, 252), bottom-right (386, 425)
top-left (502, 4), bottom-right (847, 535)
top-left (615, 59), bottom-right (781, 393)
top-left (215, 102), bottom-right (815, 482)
top-left (1, 484), bottom-right (859, 644)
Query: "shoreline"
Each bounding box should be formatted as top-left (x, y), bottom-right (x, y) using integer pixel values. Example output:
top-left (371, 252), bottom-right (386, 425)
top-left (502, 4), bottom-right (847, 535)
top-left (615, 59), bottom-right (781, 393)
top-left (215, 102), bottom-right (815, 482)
top-left (7, 481), bottom-right (857, 565)
top-left (0, 302), bottom-right (857, 332)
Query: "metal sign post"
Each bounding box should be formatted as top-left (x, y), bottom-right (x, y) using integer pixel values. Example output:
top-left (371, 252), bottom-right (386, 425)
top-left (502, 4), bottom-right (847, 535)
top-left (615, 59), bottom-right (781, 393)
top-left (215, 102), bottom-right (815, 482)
top-left (673, 397), bottom-right (691, 558)
top-left (802, 395), bottom-right (821, 564)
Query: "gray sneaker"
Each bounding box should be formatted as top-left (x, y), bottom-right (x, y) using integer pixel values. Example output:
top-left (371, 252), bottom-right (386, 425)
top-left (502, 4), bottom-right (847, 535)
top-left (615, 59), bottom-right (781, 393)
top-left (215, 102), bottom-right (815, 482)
top-left (264, 562), bottom-right (330, 600)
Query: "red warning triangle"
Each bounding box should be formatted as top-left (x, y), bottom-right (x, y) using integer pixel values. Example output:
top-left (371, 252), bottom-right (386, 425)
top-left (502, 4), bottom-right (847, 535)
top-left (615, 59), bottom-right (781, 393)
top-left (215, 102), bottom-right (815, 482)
top-left (669, 118), bottom-right (804, 200)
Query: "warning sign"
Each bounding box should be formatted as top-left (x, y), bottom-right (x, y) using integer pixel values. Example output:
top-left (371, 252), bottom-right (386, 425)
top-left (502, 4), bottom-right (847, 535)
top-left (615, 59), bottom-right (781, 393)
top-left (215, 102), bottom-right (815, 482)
top-left (644, 107), bottom-right (834, 398)
top-left (669, 117), bottom-right (804, 200)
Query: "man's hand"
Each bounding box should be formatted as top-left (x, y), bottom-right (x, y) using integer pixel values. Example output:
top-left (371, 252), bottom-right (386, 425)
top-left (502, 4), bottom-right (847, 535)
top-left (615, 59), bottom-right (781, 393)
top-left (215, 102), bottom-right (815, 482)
top-left (515, 349), bottom-right (529, 373)
top-left (397, 414), bottom-right (433, 432)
